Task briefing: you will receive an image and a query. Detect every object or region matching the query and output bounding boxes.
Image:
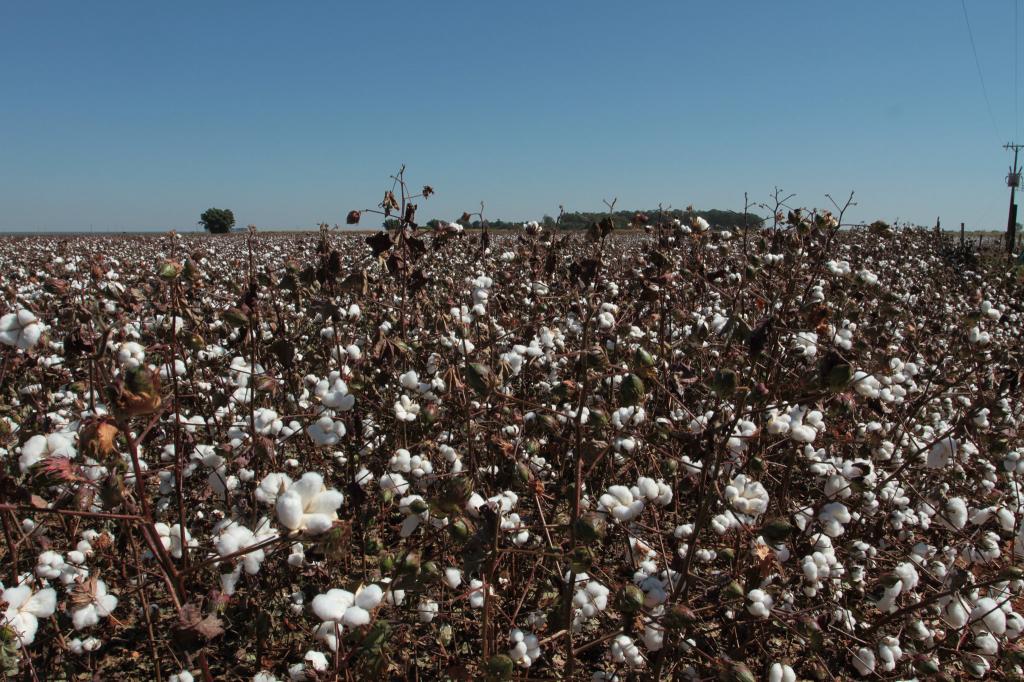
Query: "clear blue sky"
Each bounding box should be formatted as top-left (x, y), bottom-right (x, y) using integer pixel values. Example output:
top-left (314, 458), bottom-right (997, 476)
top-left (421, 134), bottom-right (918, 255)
top-left (1, 1), bottom-right (1022, 231)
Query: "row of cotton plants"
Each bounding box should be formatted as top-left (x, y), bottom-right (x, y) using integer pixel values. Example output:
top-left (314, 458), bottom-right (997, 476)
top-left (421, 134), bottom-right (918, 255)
top-left (0, 200), bottom-right (1022, 679)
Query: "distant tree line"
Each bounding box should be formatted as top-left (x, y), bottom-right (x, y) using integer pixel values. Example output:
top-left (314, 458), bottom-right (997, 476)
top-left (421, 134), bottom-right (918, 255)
top-left (424, 207), bottom-right (764, 231)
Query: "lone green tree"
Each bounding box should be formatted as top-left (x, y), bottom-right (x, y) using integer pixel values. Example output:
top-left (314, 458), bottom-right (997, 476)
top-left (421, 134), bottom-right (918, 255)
top-left (199, 207), bottom-right (235, 234)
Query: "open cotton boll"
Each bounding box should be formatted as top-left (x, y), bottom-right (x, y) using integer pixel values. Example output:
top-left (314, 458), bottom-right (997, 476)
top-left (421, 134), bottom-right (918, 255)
top-left (724, 475), bottom-right (770, 517)
top-left (313, 373), bottom-right (355, 411)
top-left (0, 309), bottom-right (42, 351)
top-left (443, 567), bottom-right (463, 589)
top-left (468, 579), bottom-right (489, 608)
top-left (768, 663), bottom-right (796, 682)
top-left (927, 437), bottom-right (957, 469)
top-left (746, 589), bottom-right (774, 618)
top-left (1, 583), bottom-right (57, 648)
top-left (508, 628), bottom-right (541, 668)
top-left (288, 650), bottom-right (328, 681)
top-left (70, 577), bottom-right (118, 630)
top-left (275, 472), bottom-right (343, 533)
top-left (394, 395), bottom-right (420, 422)
top-left (116, 341), bottom-right (146, 369)
top-left (598, 485), bottom-right (645, 522)
top-left (970, 597), bottom-right (1007, 635)
top-left (311, 584), bottom-right (383, 635)
top-left (255, 472), bottom-right (293, 505)
top-left (19, 431), bottom-right (77, 473)
top-left (306, 414), bottom-right (346, 447)
top-left (609, 634), bottom-right (644, 668)
top-left (852, 646), bottom-right (876, 676)
top-left (418, 600), bottom-right (439, 623)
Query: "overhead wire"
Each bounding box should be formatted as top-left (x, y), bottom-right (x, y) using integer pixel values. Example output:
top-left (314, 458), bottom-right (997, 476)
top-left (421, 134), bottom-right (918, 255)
top-left (960, 0), bottom-right (1002, 142)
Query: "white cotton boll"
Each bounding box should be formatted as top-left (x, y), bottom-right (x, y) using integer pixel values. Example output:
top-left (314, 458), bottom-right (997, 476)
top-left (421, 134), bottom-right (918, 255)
top-left (70, 578), bottom-right (118, 630)
top-left (746, 589), bottom-right (773, 618)
top-left (168, 672), bottom-right (195, 682)
top-left (306, 415), bottom-right (346, 447)
top-left (35, 550), bottom-right (65, 580)
top-left (609, 634), bottom-right (644, 668)
top-left (468, 579), bottom-right (487, 608)
top-left (894, 562), bottom-right (919, 592)
top-left (927, 437), bottom-right (957, 469)
top-left (116, 341), bottom-right (146, 369)
top-left (288, 647), bottom-right (327, 679)
top-left (724, 475), bottom-right (769, 517)
top-left (943, 497), bottom-right (968, 530)
top-left (355, 584), bottom-right (383, 610)
top-left (508, 628), bottom-right (541, 668)
top-left (418, 600), bottom-right (438, 623)
top-left (944, 597), bottom-right (971, 629)
top-left (790, 424), bottom-right (817, 443)
top-left (975, 631), bottom-right (999, 655)
top-left (313, 373), bottom-right (355, 411)
top-left (312, 589), bottom-right (354, 622)
top-left (1, 583), bottom-right (57, 648)
top-left (0, 309), bottom-right (42, 350)
top-left (598, 485), bottom-right (645, 522)
top-left (877, 636), bottom-right (902, 672)
top-left (341, 605), bottom-right (370, 627)
top-left (379, 472), bottom-right (410, 495)
top-left (768, 663), bottom-right (796, 682)
top-left (354, 467), bottom-right (374, 488)
top-left (68, 637), bottom-right (102, 654)
top-left (255, 472), bottom-right (292, 505)
top-left (394, 395), bottom-right (420, 422)
top-left (275, 490), bottom-right (305, 531)
top-left (971, 597), bottom-right (1007, 635)
top-left (818, 502), bottom-right (851, 537)
top-left (443, 567), bottom-right (463, 589)
top-left (852, 646), bottom-right (876, 676)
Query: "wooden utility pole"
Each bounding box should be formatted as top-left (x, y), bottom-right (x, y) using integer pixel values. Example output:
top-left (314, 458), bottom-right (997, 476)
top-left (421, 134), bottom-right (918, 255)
top-left (960, 221), bottom-right (965, 247)
top-left (1003, 142), bottom-right (1024, 255)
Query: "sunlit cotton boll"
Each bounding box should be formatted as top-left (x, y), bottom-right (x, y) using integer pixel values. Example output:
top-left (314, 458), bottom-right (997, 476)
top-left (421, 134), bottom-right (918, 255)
top-left (275, 472), bottom-right (344, 534)
top-left (19, 431), bottom-right (76, 473)
top-left (394, 394), bottom-right (420, 422)
top-left (0, 309), bottom-right (42, 351)
top-left (724, 475), bottom-right (769, 517)
top-left (116, 341), bottom-right (146, 369)
top-left (598, 485), bottom-right (646, 522)
top-left (852, 646), bottom-right (876, 676)
top-left (746, 589), bottom-right (774, 618)
top-left (1, 583), bottom-right (57, 647)
top-left (768, 663), bottom-right (796, 682)
top-left (70, 577), bottom-right (118, 630)
top-left (509, 628), bottom-right (541, 668)
top-left (306, 414), bottom-right (346, 447)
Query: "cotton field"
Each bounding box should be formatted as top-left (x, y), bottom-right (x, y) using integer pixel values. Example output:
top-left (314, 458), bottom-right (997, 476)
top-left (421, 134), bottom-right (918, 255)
top-left (1, 212), bottom-right (1023, 680)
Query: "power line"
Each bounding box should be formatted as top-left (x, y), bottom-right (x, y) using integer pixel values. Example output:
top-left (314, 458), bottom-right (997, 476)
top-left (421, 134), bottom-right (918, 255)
top-left (961, 0), bottom-right (1002, 140)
